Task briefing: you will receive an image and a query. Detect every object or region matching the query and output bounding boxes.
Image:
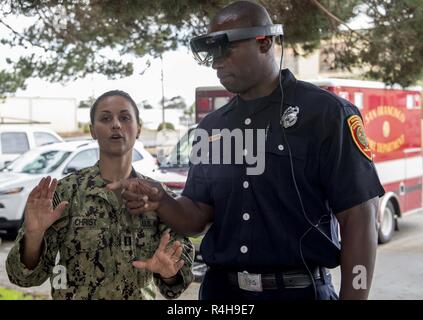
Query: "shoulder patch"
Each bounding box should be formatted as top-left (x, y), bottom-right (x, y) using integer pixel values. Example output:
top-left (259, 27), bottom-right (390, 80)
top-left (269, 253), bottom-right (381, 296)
top-left (347, 115), bottom-right (373, 161)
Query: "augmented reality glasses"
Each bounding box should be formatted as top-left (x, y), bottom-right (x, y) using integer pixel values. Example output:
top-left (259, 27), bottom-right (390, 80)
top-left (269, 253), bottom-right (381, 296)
top-left (190, 24), bottom-right (283, 65)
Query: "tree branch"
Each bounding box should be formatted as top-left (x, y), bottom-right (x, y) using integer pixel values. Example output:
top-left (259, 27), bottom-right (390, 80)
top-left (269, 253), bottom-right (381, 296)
top-left (310, 0), bottom-right (370, 43)
top-left (0, 18), bottom-right (50, 51)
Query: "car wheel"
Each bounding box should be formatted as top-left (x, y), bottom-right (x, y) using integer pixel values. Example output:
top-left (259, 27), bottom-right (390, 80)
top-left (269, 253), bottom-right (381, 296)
top-left (378, 202), bottom-right (395, 244)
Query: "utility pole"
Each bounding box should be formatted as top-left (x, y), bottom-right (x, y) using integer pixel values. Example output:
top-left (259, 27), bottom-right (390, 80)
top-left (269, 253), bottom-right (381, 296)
top-left (160, 54), bottom-right (165, 129)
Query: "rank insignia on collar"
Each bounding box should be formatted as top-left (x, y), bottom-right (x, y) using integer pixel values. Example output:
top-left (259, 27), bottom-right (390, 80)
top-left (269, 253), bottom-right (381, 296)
top-left (347, 115), bottom-right (373, 161)
top-left (281, 106), bottom-right (299, 129)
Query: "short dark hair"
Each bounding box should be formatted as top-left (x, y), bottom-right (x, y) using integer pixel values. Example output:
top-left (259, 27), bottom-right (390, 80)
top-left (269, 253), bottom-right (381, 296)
top-left (211, 1), bottom-right (273, 28)
top-left (90, 90), bottom-right (141, 126)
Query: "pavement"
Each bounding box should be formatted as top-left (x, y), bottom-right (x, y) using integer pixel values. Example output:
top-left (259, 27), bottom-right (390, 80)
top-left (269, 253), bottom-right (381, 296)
top-left (1, 210), bottom-right (422, 300)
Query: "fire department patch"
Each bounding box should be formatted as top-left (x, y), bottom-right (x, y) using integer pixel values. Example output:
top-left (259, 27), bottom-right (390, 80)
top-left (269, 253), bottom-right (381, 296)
top-left (347, 115), bottom-right (373, 161)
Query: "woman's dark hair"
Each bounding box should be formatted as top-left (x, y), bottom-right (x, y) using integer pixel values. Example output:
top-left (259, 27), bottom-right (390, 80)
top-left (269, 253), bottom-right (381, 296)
top-left (90, 90), bottom-right (141, 126)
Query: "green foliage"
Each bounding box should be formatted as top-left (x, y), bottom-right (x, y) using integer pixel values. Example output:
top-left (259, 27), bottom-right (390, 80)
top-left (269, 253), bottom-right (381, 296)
top-left (139, 99), bottom-right (154, 109)
top-left (0, 0), bottom-right (422, 94)
top-left (78, 122), bottom-right (91, 133)
top-left (262, 0), bottom-right (361, 54)
top-left (184, 103), bottom-right (195, 116)
top-left (78, 96), bottom-right (95, 108)
top-left (0, 286), bottom-right (46, 300)
top-left (164, 95), bottom-right (187, 109)
top-left (0, 0), bottom-right (227, 96)
top-left (157, 122), bottom-right (175, 131)
top-left (357, 0), bottom-right (423, 86)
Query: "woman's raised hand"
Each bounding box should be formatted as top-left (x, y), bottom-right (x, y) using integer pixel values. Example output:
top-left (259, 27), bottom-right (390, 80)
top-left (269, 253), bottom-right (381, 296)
top-left (24, 176), bottom-right (68, 236)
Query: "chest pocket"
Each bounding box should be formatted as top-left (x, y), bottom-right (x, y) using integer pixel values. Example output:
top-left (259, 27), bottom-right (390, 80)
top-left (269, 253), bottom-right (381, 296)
top-left (62, 223), bottom-right (110, 286)
top-left (264, 129), bottom-right (309, 185)
top-left (265, 130), bottom-right (308, 160)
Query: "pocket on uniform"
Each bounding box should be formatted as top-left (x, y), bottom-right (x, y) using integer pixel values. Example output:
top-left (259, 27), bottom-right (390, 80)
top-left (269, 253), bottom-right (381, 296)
top-left (265, 132), bottom-right (308, 160)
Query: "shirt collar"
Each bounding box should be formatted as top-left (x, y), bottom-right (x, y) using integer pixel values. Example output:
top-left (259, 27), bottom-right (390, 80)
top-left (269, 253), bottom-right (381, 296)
top-left (84, 162), bottom-right (138, 209)
top-left (271, 68), bottom-right (297, 106)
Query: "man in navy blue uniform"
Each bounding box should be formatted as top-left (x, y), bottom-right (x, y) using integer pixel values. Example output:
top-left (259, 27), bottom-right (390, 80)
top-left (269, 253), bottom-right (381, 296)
top-left (111, 1), bottom-right (385, 300)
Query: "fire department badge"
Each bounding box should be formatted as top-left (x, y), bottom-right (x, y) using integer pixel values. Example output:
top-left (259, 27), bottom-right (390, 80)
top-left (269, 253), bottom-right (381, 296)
top-left (347, 115), bottom-right (373, 161)
top-left (281, 106), bottom-right (299, 128)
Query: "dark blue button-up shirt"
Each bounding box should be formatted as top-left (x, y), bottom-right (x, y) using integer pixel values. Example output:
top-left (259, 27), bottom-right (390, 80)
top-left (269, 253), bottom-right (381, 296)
top-left (182, 69), bottom-right (385, 273)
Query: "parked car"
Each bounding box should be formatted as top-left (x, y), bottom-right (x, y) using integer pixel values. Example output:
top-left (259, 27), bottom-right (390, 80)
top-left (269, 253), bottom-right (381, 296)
top-left (152, 126), bottom-right (208, 281)
top-left (0, 140), bottom-right (157, 236)
top-left (0, 125), bottom-right (64, 169)
top-left (153, 126), bottom-right (194, 195)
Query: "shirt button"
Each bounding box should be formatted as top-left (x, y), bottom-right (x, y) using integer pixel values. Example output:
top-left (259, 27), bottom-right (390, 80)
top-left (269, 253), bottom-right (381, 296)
top-left (278, 144), bottom-right (284, 151)
top-left (240, 246), bottom-right (248, 253)
top-left (243, 213), bottom-right (250, 221)
top-left (245, 118), bottom-right (251, 125)
top-left (243, 181), bottom-right (249, 189)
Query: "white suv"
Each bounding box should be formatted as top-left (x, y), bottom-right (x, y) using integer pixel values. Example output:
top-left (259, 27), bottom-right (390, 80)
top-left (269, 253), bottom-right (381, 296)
top-left (0, 125), bottom-right (64, 169)
top-left (0, 140), bottom-right (157, 236)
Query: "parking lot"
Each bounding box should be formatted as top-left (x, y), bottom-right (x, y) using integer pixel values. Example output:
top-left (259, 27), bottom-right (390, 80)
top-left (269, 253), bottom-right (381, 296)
top-left (0, 210), bottom-right (422, 300)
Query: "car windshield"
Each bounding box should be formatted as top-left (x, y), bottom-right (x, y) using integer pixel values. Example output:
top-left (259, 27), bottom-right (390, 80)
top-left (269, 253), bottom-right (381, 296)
top-left (5, 149), bottom-right (71, 174)
top-left (160, 128), bottom-right (194, 168)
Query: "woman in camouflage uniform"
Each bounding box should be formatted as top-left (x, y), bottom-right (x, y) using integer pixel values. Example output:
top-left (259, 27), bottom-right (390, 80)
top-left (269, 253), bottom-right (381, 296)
top-left (6, 90), bottom-right (194, 299)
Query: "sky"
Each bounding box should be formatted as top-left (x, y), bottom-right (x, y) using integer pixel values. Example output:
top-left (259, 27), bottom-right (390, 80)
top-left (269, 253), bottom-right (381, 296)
top-left (2, 48), bottom-right (221, 108)
top-left (0, 11), bottom-right (221, 108)
top-left (0, 5), bottom-right (372, 108)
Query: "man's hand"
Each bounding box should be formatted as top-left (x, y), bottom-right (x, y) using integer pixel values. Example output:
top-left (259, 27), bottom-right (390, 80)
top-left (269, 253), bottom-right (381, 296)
top-left (107, 178), bottom-right (166, 214)
top-left (132, 231), bottom-right (184, 279)
top-left (25, 176), bottom-right (68, 237)
top-left (108, 177), bottom-right (214, 237)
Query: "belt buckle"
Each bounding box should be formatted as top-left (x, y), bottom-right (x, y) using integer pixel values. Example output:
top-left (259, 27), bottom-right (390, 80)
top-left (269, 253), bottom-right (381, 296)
top-left (237, 271), bottom-right (263, 292)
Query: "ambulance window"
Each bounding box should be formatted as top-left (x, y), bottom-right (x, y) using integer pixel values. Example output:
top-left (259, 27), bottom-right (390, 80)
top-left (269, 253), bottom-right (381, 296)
top-left (339, 91), bottom-right (349, 101)
top-left (354, 92), bottom-right (364, 109)
top-left (415, 95), bottom-right (421, 108)
top-left (406, 94), bottom-right (414, 109)
top-left (214, 97), bottom-right (230, 110)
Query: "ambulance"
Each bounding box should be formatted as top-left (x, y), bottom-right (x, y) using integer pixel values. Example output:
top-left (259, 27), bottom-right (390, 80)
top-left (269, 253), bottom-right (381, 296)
top-left (194, 79), bottom-right (423, 244)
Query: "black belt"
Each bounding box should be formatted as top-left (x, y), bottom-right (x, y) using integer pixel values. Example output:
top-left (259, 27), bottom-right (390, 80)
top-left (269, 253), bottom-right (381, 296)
top-left (226, 267), bottom-right (329, 291)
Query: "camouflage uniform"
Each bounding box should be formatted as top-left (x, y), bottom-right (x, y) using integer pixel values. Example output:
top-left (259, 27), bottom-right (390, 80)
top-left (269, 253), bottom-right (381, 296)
top-left (6, 163), bottom-right (194, 300)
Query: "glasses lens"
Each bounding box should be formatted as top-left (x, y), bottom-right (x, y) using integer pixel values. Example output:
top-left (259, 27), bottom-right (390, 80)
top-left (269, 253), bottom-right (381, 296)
top-left (192, 51), bottom-right (213, 66)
